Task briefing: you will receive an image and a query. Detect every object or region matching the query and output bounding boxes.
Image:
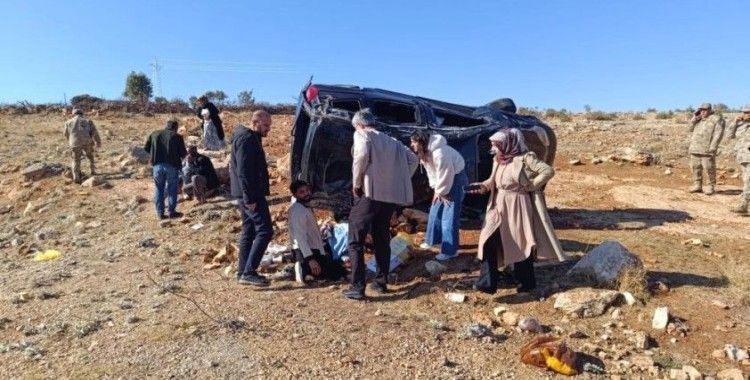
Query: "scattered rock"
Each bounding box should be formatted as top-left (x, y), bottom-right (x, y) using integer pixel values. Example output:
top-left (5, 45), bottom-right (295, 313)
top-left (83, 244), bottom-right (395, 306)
top-left (460, 323), bottom-right (493, 339)
top-left (492, 305), bottom-right (508, 317)
top-left (569, 159), bottom-right (583, 165)
top-left (518, 317), bottom-right (542, 333)
top-left (81, 176), bottom-right (105, 187)
top-left (715, 368), bottom-right (745, 380)
top-left (425, 260), bottom-right (447, 277)
top-left (591, 157), bottom-right (604, 164)
top-left (127, 146), bottom-right (150, 164)
top-left (612, 147), bottom-right (655, 166)
top-left (159, 220), bottom-right (171, 228)
top-left (711, 300), bottom-right (730, 310)
top-left (652, 307), bottom-right (670, 330)
top-left (631, 354), bottom-right (655, 370)
top-left (22, 163), bottom-right (53, 181)
top-left (681, 365), bottom-right (703, 380)
top-left (569, 330), bottom-right (588, 339)
top-left (126, 316), bottom-right (141, 324)
top-left (553, 288), bottom-right (621, 318)
top-left (634, 331), bottom-right (652, 350)
top-left (713, 349), bottom-right (727, 360)
top-left (622, 291), bottom-right (638, 306)
top-left (502, 311), bottom-right (520, 326)
top-left (445, 292), bottom-right (466, 303)
top-left (471, 312), bottom-right (496, 327)
top-left (664, 168), bottom-right (673, 175)
top-left (567, 241), bottom-right (643, 286)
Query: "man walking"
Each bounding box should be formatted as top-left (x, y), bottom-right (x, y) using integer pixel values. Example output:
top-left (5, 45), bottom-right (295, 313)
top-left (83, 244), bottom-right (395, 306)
top-left (342, 109), bottom-right (419, 300)
top-left (144, 119), bottom-right (187, 219)
top-left (728, 105), bottom-right (750, 214)
top-left (688, 102), bottom-right (725, 195)
top-left (230, 110), bottom-right (274, 287)
top-left (64, 108), bottom-right (101, 183)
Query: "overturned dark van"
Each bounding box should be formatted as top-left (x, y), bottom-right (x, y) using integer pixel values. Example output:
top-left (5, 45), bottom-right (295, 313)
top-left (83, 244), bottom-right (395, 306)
top-left (290, 83), bottom-right (557, 217)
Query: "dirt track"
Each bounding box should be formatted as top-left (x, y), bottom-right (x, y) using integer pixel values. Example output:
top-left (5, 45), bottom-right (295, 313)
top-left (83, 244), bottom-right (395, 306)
top-left (0, 111), bottom-right (748, 378)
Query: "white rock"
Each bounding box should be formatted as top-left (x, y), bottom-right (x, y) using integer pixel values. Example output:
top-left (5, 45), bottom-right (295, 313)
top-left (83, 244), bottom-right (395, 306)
top-left (652, 307), bottom-right (670, 330)
top-left (492, 306), bottom-right (508, 317)
top-left (670, 368), bottom-right (689, 380)
top-left (711, 300), bottom-right (730, 310)
top-left (622, 291), bottom-right (637, 306)
top-left (518, 317), bottom-right (542, 333)
top-left (715, 368), bottom-right (745, 380)
top-left (445, 292), bottom-right (466, 303)
top-left (502, 311), bottom-right (520, 327)
top-left (553, 288), bottom-right (621, 318)
top-left (681, 365), bottom-right (703, 380)
top-left (567, 241), bottom-right (643, 286)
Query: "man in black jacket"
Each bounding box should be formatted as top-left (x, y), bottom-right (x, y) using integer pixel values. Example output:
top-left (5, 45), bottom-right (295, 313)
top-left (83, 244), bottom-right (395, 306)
top-left (196, 96), bottom-right (225, 142)
top-left (182, 145), bottom-right (220, 203)
top-left (144, 119), bottom-right (187, 219)
top-left (230, 110), bottom-right (273, 287)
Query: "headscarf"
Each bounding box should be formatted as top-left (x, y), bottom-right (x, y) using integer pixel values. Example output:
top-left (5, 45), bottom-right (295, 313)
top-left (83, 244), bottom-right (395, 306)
top-left (488, 128), bottom-right (528, 164)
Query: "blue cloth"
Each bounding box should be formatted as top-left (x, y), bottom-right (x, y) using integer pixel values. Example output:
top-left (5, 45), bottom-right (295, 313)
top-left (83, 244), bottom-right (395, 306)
top-left (327, 223), bottom-right (349, 261)
top-left (425, 170), bottom-right (468, 257)
top-left (152, 163), bottom-right (180, 216)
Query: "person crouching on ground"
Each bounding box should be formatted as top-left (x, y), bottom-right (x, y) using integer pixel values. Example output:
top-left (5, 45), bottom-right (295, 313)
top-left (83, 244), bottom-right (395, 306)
top-left (467, 128), bottom-right (557, 294)
top-left (343, 109), bottom-right (419, 300)
top-left (409, 130), bottom-right (468, 261)
top-left (144, 119), bottom-right (187, 219)
top-left (288, 180), bottom-right (346, 284)
top-left (182, 145), bottom-right (220, 204)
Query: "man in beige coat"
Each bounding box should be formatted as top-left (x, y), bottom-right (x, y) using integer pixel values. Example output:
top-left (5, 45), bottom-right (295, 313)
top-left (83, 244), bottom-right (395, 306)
top-left (342, 109), bottom-right (419, 300)
top-left (64, 108), bottom-right (101, 183)
top-left (688, 103), bottom-right (725, 195)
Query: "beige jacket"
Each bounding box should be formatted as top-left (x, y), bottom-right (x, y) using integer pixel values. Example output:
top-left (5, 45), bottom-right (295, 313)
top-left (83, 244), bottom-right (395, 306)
top-left (688, 114), bottom-right (725, 155)
top-left (728, 120), bottom-right (750, 164)
top-left (476, 152), bottom-right (559, 262)
top-left (64, 115), bottom-right (101, 148)
top-left (352, 128), bottom-right (419, 205)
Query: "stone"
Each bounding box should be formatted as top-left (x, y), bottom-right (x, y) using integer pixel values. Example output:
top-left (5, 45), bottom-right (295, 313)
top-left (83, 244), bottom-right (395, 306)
top-left (715, 368), bottom-right (745, 380)
top-left (502, 311), bottom-right (520, 326)
top-left (614, 147), bottom-right (655, 166)
top-left (652, 307), bottom-right (670, 330)
top-left (681, 365), bottom-right (703, 380)
top-left (445, 292), bottom-right (466, 303)
top-left (622, 291), bottom-right (637, 306)
top-left (518, 317), bottom-right (542, 333)
top-left (22, 163), bottom-right (51, 181)
top-left (471, 312), bottom-right (496, 327)
top-left (611, 308), bottom-right (622, 319)
top-left (81, 176), bottom-right (104, 187)
top-left (634, 331), bottom-right (652, 350)
top-left (712, 349), bottom-right (726, 360)
top-left (665, 168), bottom-right (673, 175)
top-left (461, 323), bottom-right (492, 339)
top-left (276, 153), bottom-right (291, 179)
top-left (159, 220), bottom-right (172, 228)
top-left (553, 288), bottom-right (622, 318)
top-left (425, 260), bottom-right (447, 277)
top-left (631, 354), bottom-right (654, 370)
top-left (567, 241), bottom-right (643, 286)
top-left (670, 368), bottom-right (689, 380)
top-left (569, 159), bottom-right (583, 165)
top-left (127, 146), bottom-right (150, 164)
top-left (492, 306), bottom-right (508, 317)
top-left (711, 300), bottom-right (730, 310)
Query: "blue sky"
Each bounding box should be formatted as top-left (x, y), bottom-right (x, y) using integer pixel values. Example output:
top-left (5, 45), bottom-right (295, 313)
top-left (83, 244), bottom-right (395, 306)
top-left (1, 1), bottom-right (748, 111)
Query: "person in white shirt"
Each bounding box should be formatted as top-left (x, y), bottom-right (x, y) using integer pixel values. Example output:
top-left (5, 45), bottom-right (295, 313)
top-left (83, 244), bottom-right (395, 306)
top-left (409, 131), bottom-right (468, 261)
top-left (288, 180), bottom-right (345, 284)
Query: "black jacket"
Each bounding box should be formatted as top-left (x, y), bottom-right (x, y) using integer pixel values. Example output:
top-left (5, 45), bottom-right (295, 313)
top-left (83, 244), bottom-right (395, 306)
top-left (182, 154), bottom-right (220, 190)
top-left (197, 102), bottom-right (225, 141)
top-left (230, 126), bottom-right (269, 204)
top-left (144, 129), bottom-right (187, 168)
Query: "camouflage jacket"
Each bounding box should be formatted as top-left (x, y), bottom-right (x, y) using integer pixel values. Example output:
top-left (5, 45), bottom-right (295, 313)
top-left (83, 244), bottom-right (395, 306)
top-left (64, 116), bottom-right (101, 148)
top-left (688, 114), bottom-right (725, 155)
top-left (728, 119), bottom-right (750, 164)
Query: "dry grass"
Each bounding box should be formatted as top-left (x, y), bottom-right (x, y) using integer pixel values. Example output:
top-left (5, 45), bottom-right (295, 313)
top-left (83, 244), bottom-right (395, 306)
top-left (617, 266), bottom-right (650, 301)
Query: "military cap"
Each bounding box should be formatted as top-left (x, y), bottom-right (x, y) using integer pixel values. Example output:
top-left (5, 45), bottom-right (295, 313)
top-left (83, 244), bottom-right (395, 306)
top-left (742, 104), bottom-right (750, 112)
top-left (698, 102), bottom-right (712, 110)
top-left (72, 108), bottom-right (82, 115)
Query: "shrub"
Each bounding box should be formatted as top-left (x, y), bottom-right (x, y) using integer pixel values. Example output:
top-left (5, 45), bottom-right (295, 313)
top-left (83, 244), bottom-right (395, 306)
top-left (70, 94), bottom-right (104, 107)
top-left (584, 111), bottom-right (617, 121)
top-left (646, 108), bottom-right (657, 113)
top-left (714, 103), bottom-right (729, 114)
top-left (518, 107), bottom-right (542, 118)
top-left (154, 96), bottom-right (168, 104)
top-left (237, 90), bottom-right (255, 106)
top-left (544, 108), bottom-right (572, 122)
top-left (655, 111), bottom-right (674, 120)
top-left (123, 72), bottom-right (153, 102)
top-left (632, 113), bottom-right (646, 120)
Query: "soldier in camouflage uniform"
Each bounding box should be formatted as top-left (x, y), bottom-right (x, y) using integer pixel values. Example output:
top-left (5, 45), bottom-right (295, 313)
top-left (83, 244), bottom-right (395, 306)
top-left (687, 102), bottom-right (725, 195)
top-left (727, 104), bottom-right (750, 213)
top-left (64, 109), bottom-right (101, 183)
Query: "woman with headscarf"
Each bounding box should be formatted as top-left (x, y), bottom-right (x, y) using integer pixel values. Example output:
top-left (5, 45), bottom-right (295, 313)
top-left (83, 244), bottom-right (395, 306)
top-left (467, 128), bottom-right (558, 294)
top-left (200, 108), bottom-right (225, 151)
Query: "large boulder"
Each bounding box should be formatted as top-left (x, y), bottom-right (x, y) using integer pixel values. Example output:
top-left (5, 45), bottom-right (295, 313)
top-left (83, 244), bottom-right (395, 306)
top-left (567, 241), bottom-right (642, 286)
top-left (211, 155), bottom-right (231, 185)
top-left (22, 163), bottom-right (57, 182)
top-left (276, 153), bottom-right (291, 179)
top-left (553, 288), bottom-right (621, 318)
top-left (127, 146), bottom-right (150, 164)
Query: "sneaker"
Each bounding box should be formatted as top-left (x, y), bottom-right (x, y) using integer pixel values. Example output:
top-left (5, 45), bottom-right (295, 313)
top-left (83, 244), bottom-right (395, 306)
top-left (435, 253), bottom-right (458, 261)
top-left (369, 282), bottom-right (388, 294)
top-left (237, 273), bottom-right (270, 287)
top-left (419, 242), bottom-right (432, 249)
top-left (294, 262), bottom-right (307, 284)
top-left (472, 284), bottom-right (496, 294)
top-left (158, 214), bottom-right (167, 220)
top-left (704, 186), bottom-right (715, 195)
top-left (168, 211), bottom-right (184, 219)
top-left (688, 184), bottom-right (702, 193)
top-left (342, 287), bottom-right (365, 300)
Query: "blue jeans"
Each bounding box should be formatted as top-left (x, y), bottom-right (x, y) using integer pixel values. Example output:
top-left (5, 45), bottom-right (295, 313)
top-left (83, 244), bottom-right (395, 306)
top-left (425, 170), bottom-right (468, 257)
top-left (153, 163), bottom-right (179, 216)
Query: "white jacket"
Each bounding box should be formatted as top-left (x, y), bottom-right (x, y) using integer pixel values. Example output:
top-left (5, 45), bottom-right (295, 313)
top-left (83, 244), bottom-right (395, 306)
top-left (288, 201), bottom-right (324, 258)
top-left (421, 134), bottom-right (465, 196)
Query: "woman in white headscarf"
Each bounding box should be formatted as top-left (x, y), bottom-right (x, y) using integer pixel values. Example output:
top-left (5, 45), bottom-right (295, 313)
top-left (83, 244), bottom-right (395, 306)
top-left (467, 128), bottom-right (558, 294)
top-left (201, 108), bottom-right (225, 151)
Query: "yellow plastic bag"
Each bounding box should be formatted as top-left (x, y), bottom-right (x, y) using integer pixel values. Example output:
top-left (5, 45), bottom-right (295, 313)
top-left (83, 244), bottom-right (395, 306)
top-left (520, 336), bottom-right (578, 376)
top-left (33, 250), bottom-right (62, 262)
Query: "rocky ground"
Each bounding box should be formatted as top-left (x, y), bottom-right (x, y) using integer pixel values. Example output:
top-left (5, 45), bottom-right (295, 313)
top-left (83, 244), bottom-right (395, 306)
top-left (0, 110), bottom-right (748, 379)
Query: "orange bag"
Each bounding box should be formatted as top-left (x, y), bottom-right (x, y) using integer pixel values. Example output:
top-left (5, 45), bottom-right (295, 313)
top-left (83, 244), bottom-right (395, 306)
top-left (520, 336), bottom-right (578, 376)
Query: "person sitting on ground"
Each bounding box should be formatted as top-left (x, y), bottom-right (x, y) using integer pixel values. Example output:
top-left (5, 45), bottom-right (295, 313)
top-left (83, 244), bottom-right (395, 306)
top-left (409, 130), bottom-right (468, 261)
top-left (288, 180), bottom-right (346, 284)
top-left (181, 145), bottom-right (220, 203)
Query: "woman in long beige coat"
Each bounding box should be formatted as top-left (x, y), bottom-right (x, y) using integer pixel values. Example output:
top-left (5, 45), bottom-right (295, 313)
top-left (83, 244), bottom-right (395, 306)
top-left (468, 128), bottom-right (557, 294)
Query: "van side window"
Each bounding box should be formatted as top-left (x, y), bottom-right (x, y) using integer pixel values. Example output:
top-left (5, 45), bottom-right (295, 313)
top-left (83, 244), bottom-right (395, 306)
top-left (330, 100), bottom-right (361, 113)
top-left (434, 109), bottom-right (485, 127)
top-left (371, 101), bottom-right (417, 124)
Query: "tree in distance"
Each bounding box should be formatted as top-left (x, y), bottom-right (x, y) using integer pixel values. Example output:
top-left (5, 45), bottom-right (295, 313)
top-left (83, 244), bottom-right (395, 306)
top-left (123, 72), bottom-right (153, 103)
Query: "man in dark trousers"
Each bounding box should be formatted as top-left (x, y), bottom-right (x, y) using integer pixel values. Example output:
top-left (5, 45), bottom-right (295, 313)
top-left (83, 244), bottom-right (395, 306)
top-left (343, 109), bottom-right (419, 300)
top-left (144, 119), bottom-right (187, 219)
top-left (195, 96), bottom-right (225, 142)
top-left (181, 145), bottom-right (220, 203)
top-left (230, 110), bottom-right (273, 287)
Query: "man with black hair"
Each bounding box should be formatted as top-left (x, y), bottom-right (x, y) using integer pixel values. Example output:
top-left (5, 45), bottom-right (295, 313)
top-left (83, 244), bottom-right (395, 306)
top-left (288, 180), bottom-right (346, 284)
top-left (145, 119), bottom-right (187, 219)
